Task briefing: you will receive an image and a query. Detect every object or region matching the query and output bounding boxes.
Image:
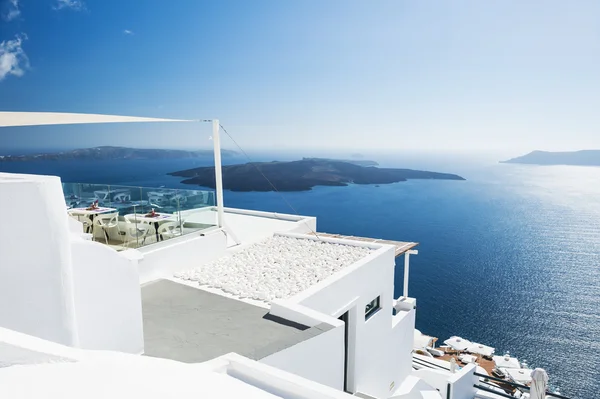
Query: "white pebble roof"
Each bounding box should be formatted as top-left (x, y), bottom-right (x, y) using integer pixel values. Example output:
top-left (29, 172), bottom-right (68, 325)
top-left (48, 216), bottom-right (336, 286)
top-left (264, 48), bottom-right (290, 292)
top-left (175, 235), bottom-right (373, 302)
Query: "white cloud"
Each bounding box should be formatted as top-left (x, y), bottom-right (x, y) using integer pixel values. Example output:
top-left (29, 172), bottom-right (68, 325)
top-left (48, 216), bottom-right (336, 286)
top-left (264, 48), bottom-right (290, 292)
top-left (54, 0), bottom-right (85, 11)
top-left (124, 29), bottom-right (134, 35)
top-left (3, 0), bottom-right (20, 21)
top-left (0, 34), bottom-right (29, 81)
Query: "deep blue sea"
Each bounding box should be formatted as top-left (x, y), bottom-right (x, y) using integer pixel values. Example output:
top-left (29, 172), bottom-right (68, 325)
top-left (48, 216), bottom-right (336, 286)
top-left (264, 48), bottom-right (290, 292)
top-left (1, 151), bottom-right (598, 398)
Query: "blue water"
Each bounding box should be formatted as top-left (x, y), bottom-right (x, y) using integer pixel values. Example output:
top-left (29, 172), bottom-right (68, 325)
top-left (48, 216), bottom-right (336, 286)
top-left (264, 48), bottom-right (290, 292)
top-left (1, 152), bottom-right (598, 398)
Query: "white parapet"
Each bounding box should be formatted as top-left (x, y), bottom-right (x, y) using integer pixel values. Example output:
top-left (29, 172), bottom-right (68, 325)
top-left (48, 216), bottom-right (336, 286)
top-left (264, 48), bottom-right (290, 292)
top-left (0, 172), bottom-right (144, 354)
top-left (0, 173), bottom-right (79, 347)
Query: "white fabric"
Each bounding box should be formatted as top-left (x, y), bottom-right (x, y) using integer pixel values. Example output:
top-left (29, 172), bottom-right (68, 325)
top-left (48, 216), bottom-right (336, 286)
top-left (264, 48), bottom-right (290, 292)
top-left (504, 368), bottom-right (533, 384)
top-left (466, 342), bottom-right (495, 357)
top-left (443, 336), bottom-right (471, 351)
top-left (529, 368), bottom-right (549, 399)
top-left (0, 112), bottom-right (195, 127)
top-left (493, 355), bottom-right (520, 369)
top-left (458, 354), bottom-right (477, 364)
top-left (414, 329), bottom-right (435, 349)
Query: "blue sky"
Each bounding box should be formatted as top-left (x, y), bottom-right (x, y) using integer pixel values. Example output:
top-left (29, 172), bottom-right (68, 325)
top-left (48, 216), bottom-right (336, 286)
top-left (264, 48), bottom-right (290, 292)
top-left (0, 0), bottom-right (599, 152)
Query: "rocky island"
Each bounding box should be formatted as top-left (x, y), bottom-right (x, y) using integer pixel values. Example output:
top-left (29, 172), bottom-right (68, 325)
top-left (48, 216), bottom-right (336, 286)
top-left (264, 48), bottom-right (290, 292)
top-left (501, 150), bottom-right (600, 166)
top-left (0, 146), bottom-right (236, 162)
top-left (168, 158), bottom-right (465, 192)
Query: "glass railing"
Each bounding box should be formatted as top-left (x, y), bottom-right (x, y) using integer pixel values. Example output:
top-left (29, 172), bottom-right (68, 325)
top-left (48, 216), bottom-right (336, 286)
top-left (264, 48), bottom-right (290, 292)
top-left (63, 182), bottom-right (217, 250)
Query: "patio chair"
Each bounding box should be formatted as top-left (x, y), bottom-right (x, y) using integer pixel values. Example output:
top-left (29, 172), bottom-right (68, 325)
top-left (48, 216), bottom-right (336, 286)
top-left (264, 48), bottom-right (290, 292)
top-left (94, 213), bottom-right (121, 243)
top-left (123, 219), bottom-right (155, 248)
top-left (157, 221), bottom-right (183, 241)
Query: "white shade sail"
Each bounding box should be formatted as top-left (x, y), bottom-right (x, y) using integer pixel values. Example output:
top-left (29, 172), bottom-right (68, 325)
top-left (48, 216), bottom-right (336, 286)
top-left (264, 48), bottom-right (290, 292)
top-left (413, 329), bottom-right (435, 350)
top-left (493, 355), bottom-right (520, 369)
top-left (443, 336), bottom-right (471, 351)
top-left (504, 367), bottom-right (533, 384)
top-left (466, 342), bottom-right (495, 357)
top-left (0, 112), bottom-right (196, 128)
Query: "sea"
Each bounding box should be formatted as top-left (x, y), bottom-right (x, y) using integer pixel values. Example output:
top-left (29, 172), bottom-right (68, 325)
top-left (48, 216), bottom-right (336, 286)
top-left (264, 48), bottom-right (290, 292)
top-left (1, 149), bottom-right (598, 398)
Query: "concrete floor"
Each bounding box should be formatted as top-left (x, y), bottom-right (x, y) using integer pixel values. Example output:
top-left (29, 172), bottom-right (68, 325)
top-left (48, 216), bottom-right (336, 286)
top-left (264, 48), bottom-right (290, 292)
top-left (141, 279), bottom-right (325, 363)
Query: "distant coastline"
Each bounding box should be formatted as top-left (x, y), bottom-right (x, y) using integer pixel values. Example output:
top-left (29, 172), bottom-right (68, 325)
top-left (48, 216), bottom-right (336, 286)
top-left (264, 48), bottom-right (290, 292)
top-left (501, 150), bottom-right (600, 166)
top-left (0, 146), bottom-right (236, 162)
top-left (168, 158), bottom-right (465, 192)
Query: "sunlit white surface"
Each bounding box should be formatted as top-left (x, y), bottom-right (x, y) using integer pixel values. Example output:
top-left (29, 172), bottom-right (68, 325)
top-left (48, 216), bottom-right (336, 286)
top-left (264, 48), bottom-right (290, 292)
top-left (0, 361), bottom-right (282, 399)
top-left (493, 355), bottom-right (520, 369)
top-left (413, 329), bottom-right (435, 349)
top-left (176, 235), bottom-right (373, 302)
top-left (504, 367), bottom-right (533, 384)
top-left (443, 336), bottom-right (471, 351)
top-left (466, 342), bottom-right (494, 357)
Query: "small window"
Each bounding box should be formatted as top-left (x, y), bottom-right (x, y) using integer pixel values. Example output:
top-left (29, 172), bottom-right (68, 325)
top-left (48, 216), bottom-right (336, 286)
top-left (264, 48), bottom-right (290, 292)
top-left (365, 296), bottom-right (381, 320)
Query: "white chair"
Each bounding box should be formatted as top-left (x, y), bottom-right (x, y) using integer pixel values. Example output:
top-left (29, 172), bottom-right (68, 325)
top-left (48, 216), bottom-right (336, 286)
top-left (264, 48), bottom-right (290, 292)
top-left (157, 221), bottom-right (183, 241)
top-left (94, 213), bottom-right (121, 243)
top-left (68, 211), bottom-right (94, 234)
top-left (123, 219), bottom-right (155, 248)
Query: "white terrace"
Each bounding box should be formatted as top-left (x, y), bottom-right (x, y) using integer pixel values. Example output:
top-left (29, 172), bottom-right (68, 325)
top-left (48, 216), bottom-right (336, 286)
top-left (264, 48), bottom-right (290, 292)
top-left (0, 113), bottom-right (483, 399)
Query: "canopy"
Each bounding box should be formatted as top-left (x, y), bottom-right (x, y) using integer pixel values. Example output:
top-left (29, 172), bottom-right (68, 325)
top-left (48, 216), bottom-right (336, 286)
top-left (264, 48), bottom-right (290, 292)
top-left (493, 354), bottom-right (520, 369)
top-left (0, 112), bottom-right (196, 128)
top-left (504, 367), bottom-right (533, 384)
top-left (443, 336), bottom-right (471, 351)
top-left (466, 342), bottom-right (495, 357)
top-left (413, 329), bottom-right (436, 349)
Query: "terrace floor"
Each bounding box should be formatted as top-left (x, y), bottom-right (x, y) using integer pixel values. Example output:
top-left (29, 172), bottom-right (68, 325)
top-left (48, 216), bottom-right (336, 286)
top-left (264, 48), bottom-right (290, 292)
top-left (141, 279), bottom-right (330, 363)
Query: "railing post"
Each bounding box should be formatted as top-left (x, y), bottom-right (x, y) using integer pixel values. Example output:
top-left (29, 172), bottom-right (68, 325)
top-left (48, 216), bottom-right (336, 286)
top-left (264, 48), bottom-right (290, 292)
top-left (403, 252), bottom-right (410, 298)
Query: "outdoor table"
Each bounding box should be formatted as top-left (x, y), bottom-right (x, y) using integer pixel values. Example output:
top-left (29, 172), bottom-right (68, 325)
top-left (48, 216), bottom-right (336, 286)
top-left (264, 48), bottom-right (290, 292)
top-left (68, 207), bottom-right (117, 235)
top-left (127, 212), bottom-right (176, 242)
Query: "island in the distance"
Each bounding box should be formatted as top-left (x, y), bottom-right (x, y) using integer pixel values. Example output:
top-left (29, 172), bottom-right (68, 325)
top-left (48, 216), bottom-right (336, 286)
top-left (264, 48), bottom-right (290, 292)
top-left (501, 150), bottom-right (600, 166)
top-left (0, 146), bottom-right (237, 162)
top-left (168, 157), bottom-right (465, 192)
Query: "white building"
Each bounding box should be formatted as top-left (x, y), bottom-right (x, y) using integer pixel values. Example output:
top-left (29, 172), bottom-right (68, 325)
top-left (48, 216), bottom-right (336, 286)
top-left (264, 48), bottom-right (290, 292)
top-left (0, 113), bottom-right (501, 399)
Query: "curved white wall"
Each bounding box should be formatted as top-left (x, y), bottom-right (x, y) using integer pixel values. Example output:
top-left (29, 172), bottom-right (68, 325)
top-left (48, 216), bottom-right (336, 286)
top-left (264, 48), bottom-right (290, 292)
top-left (0, 173), bottom-right (78, 346)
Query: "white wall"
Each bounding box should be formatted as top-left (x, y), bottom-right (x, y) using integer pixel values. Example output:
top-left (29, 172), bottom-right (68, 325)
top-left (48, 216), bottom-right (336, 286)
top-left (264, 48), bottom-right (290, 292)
top-left (448, 364), bottom-right (477, 399)
top-left (284, 238), bottom-right (409, 399)
top-left (219, 353), bottom-right (353, 399)
top-left (392, 308), bottom-right (417, 386)
top-left (0, 173), bottom-right (78, 347)
top-left (0, 172), bottom-right (143, 354)
top-left (260, 325), bottom-right (345, 391)
top-left (221, 208), bottom-right (317, 246)
top-left (412, 368), bottom-right (450, 394)
top-left (137, 229), bottom-right (228, 284)
top-left (70, 239), bottom-right (144, 354)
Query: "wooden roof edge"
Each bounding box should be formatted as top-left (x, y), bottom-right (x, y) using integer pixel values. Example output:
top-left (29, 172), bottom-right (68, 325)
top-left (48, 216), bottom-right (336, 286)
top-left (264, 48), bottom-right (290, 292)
top-left (394, 242), bottom-right (419, 257)
top-left (308, 232), bottom-right (419, 255)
